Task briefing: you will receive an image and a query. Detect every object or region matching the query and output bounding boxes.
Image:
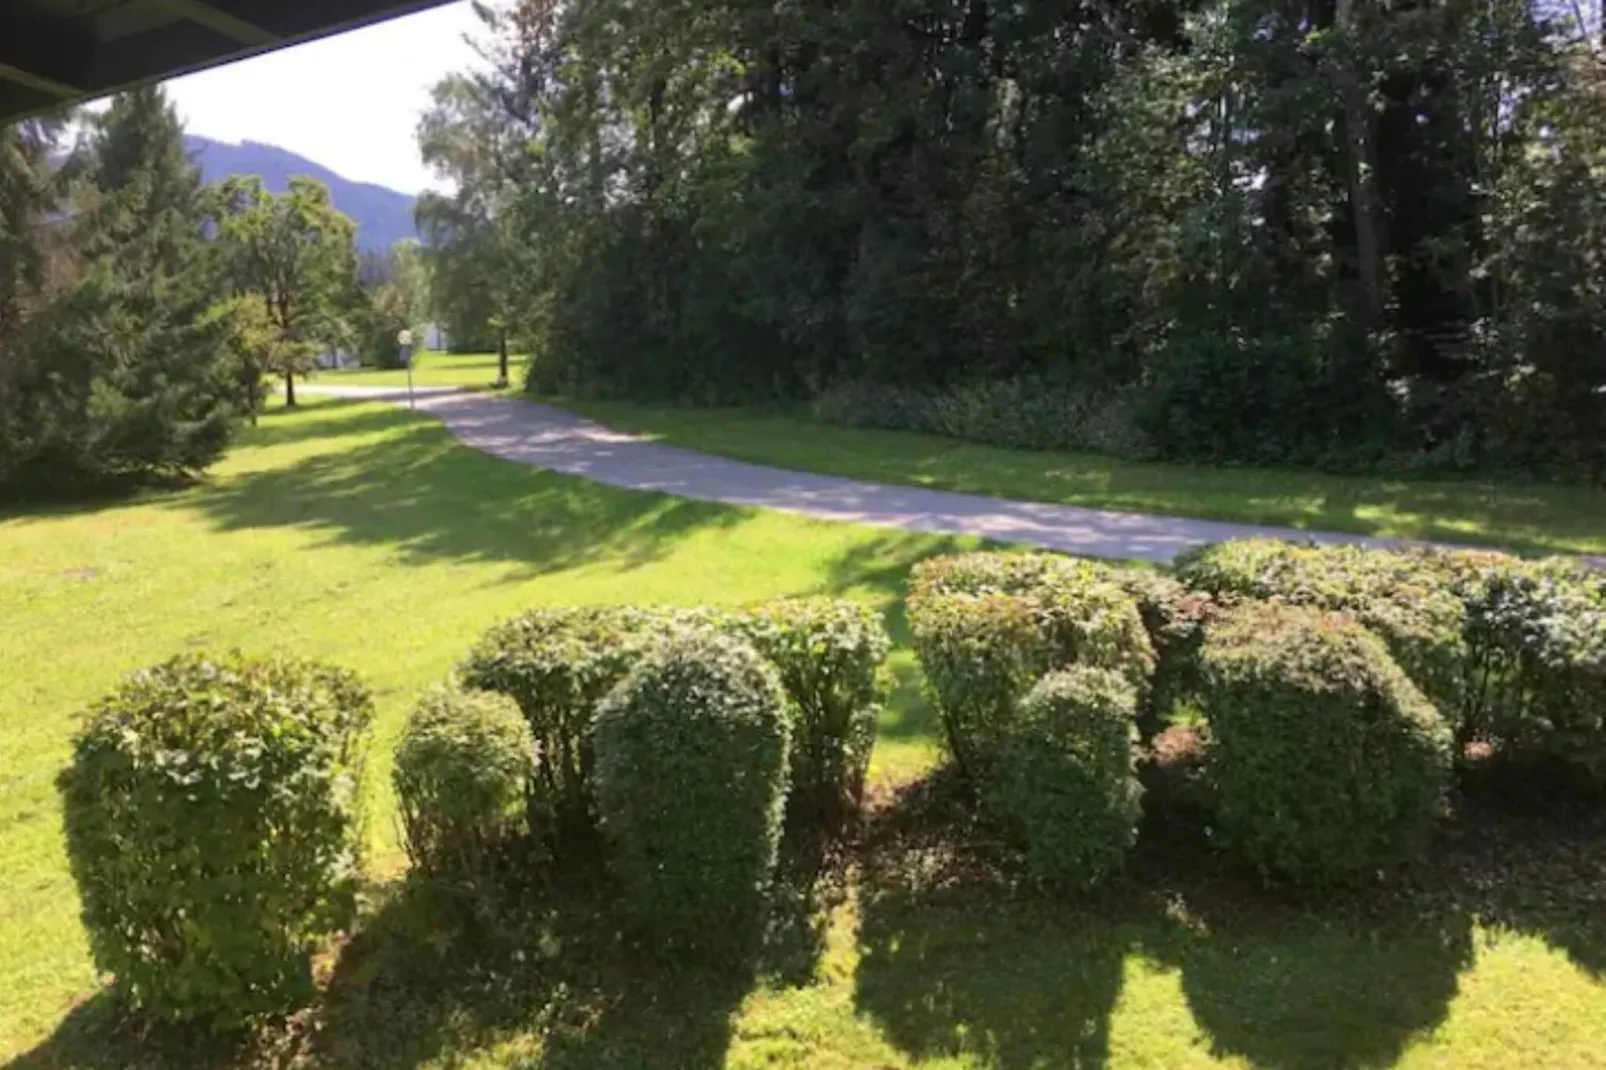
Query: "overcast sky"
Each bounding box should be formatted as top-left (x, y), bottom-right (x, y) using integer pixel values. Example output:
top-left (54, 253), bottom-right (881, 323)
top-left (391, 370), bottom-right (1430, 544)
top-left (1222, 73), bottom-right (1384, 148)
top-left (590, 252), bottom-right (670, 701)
top-left (160, 2), bottom-right (482, 194)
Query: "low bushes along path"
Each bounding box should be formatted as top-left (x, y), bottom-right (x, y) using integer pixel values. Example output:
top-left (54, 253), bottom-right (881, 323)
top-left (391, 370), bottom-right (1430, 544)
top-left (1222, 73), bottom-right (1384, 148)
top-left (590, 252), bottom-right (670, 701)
top-left (308, 385), bottom-right (1586, 566)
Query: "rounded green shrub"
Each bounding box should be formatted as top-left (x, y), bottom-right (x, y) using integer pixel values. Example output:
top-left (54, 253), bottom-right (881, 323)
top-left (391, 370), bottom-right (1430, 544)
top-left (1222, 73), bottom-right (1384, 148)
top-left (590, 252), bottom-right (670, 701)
top-left (593, 631), bottom-right (791, 958)
top-left (58, 653), bottom-right (374, 1026)
top-left (912, 551), bottom-right (1200, 737)
top-left (909, 551), bottom-right (1099, 600)
top-left (1176, 539), bottom-right (1470, 727)
top-left (459, 605), bottom-right (724, 836)
top-left (908, 572), bottom-right (1152, 777)
top-left (394, 684), bottom-right (540, 882)
top-left (987, 667), bottom-right (1144, 887)
top-left (727, 598), bottom-right (890, 832)
top-left (1463, 556), bottom-right (1606, 774)
top-left (1199, 603), bottom-right (1452, 884)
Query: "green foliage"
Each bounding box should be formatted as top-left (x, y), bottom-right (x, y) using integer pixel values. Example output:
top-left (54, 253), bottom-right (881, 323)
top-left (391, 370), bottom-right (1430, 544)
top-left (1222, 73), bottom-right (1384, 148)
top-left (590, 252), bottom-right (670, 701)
top-left (457, 605), bottom-right (710, 838)
top-left (403, 0), bottom-right (1606, 478)
top-left (813, 378), bottom-right (1153, 458)
top-left (1105, 568), bottom-right (1219, 732)
top-left (393, 683), bottom-right (539, 883)
top-left (908, 561), bottom-right (1153, 777)
top-left (1176, 539), bottom-right (1469, 727)
top-left (911, 552), bottom-right (1183, 734)
top-left (986, 667), bottom-right (1144, 887)
top-left (592, 631), bottom-right (791, 958)
top-left (1199, 603), bottom-right (1453, 884)
top-left (1463, 557), bottom-right (1606, 775)
top-left (57, 653), bottom-right (373, 1026)
top-left (209, 174), bottom-right (360, 407)
top-left (0, 89), bottom-right (238, 494)
top-left (727, 598), bottom-right (890, 831)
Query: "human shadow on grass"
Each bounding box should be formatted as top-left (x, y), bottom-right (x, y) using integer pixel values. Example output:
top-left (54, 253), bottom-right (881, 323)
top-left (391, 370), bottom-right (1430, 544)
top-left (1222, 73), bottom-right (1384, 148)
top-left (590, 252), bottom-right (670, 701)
top-left (853, 772), bottom-right (1129, 1070)
top-left (847, 767), bottom-right (1606, 1070)
top-left (190, 414), bottom-right (746, 580)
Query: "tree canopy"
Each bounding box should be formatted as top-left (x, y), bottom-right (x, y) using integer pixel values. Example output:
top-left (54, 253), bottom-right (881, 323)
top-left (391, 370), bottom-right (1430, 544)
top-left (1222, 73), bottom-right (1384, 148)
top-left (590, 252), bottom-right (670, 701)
top-left (429, 0), bottom-right (1606, 478)
top-left (211, 175), bottom-right (360, 408)
top-left (1, 89), bottom-right (237, 494)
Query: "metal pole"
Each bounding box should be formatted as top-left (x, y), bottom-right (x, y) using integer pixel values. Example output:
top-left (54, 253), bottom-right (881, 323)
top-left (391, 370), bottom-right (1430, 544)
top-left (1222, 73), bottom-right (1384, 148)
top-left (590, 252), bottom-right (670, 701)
top-left (407, 358), bottom-right (415, 410)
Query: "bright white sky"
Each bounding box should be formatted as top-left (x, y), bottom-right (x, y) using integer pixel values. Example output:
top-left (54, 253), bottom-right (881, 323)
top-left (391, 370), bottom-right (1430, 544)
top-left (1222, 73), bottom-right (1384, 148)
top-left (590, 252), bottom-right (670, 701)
top-left (160, 2), bottom-right (483, 194)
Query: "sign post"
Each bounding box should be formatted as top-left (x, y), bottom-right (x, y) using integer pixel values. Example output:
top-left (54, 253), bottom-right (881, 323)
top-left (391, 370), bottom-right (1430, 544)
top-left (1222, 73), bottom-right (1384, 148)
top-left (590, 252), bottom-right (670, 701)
top-left (398, 329), bottom-right (415, 409)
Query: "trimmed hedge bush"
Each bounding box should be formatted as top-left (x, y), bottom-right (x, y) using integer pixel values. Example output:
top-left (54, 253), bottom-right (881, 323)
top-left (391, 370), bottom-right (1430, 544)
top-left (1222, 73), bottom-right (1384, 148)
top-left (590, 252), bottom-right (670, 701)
top-left (1176, 539), bottom-right (1470, 727)
top-left (987, 668), bottom-right (1144, 887)
top-left (910, 551), bottom-right (1207, 733)
top-left (458, 605), bottom-right (718, 836)
top-left (593, 631), bottom-right (791, 958)
top-left (464, 599), bottom-right (887, 840)
top-left (1463, 557), bottom-right (1606, 774)
top-left (908, 568), bottom-right (1152, 776)
top-left (58, 654), bottom-right (373, 1025)
top-left (394, 684), bottom-right (540, 883)
top-left (1198, 603), bottom-right (1452, 883)
top-left (728, 598), bottom-right (890, 831)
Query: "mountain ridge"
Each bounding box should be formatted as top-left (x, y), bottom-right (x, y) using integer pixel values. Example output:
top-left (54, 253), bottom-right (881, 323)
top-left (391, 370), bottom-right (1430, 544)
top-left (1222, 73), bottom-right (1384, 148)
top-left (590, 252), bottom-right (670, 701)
top-left (184, 135), bottom-right (417, 253)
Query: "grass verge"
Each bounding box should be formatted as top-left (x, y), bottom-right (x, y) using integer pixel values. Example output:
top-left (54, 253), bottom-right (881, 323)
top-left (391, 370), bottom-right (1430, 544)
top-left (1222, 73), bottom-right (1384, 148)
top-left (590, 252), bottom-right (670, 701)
top-left (315, 351), bottom-right (527, 390)
top-left (556, 400), bottom-right (1606, 556)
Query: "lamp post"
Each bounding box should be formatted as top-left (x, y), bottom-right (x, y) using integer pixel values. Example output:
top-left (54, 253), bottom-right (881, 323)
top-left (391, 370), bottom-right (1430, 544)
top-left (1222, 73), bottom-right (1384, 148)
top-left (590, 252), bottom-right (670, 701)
top-left (398, 329), bottom-right (415, 409)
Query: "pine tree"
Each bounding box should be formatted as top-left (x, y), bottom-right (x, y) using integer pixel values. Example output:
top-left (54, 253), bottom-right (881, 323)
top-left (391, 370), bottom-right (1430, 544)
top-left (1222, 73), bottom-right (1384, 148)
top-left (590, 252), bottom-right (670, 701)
top-left (0, 88), bottom-right (237, 493)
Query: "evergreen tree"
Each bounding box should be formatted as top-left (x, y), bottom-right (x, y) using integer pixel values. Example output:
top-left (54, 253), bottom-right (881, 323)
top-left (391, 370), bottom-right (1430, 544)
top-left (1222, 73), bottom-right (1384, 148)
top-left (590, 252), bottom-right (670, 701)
top-left (1, 89), bottom-right (237, 493)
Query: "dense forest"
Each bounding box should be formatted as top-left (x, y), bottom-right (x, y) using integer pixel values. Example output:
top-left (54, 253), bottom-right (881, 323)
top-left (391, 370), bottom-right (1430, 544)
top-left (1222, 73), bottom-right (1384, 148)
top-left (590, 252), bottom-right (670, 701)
top-left (423, 0), bottom-right (1606, 477)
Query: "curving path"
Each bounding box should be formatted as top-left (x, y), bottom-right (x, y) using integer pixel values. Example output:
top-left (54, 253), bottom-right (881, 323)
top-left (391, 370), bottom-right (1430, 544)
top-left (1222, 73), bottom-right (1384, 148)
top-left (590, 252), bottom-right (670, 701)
top-left (303, 384), bottom-right (1495, 565)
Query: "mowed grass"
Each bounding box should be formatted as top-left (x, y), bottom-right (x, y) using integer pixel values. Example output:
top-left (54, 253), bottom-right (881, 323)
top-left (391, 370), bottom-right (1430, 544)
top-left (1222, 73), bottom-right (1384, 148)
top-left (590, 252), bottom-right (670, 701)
top-left (2, 397), bottom-right (1604, 1069)
top-left (557, 400), bottom-right (1606, 556)
top-left (316, 350), bottom-right (527, 390)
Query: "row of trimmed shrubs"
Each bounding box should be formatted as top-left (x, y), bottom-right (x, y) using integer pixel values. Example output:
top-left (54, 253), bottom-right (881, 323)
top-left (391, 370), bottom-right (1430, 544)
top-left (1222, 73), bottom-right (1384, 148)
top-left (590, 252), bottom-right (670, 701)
top-left (907, 542), bottom-right (1604, 888)
top-left (60, 597), bottom-right (890, 1026)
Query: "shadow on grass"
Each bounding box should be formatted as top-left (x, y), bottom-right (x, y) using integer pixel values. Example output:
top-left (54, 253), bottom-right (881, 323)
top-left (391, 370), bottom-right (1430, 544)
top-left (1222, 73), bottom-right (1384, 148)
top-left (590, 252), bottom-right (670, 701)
top-left (3, 867), bottom-right (753, 1070)
top-left (187, 403), bottom-right (747, 581)
top-left (851, 769), bottom-right (1606, 1070)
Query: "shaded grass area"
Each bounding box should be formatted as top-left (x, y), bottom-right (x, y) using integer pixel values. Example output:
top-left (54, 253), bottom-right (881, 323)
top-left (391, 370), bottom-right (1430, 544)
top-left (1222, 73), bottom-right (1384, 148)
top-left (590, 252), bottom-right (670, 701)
top-left (10, 771), bottom-right (1606, 1070)
top-left (556, 399), bottom-right (1606, 556)
top-left (4, 396), bottom-right (1606, 1068)
top-left (316, 351), bottom-right (527, 390)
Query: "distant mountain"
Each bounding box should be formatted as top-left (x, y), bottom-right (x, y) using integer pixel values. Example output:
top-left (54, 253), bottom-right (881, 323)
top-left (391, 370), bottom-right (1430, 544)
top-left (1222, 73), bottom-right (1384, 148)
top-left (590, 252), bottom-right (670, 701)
top-left (184, 135), bottom-right (417, 253)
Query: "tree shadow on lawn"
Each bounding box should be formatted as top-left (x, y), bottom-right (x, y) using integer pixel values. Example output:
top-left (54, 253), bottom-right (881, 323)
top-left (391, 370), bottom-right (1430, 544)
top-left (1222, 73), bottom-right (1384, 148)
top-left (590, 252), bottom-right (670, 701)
top-left (2, 865), bottom-right (757, 1070)
top-left (189, 410), bottom-right (748, 581)
top-left (853, 771), bottom-right (1606, 1070)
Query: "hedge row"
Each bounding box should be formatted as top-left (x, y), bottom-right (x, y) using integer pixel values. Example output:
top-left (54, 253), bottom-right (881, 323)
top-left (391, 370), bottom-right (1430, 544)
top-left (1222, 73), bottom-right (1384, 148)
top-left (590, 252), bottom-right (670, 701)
top-left (1199, 602), bottom-right (1452, 883)
top-left (59, 597), bottom-right (889, 1024)
top-left (906, 544), bottom-right (1601, 886)
top-left (1176, 538), bottom-right (1606, 771)
top-left (457, 598), bottom-right (890, 839)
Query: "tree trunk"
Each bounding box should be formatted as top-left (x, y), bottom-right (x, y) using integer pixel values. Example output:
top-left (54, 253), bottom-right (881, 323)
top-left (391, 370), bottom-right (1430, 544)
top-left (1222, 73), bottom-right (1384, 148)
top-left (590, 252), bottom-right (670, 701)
top-left (285, 370), bottom-right (297, 408)
top-left (1336, 0), bottom-right (1386, 328)
top-left (497, 326), bottom-right (509, 387)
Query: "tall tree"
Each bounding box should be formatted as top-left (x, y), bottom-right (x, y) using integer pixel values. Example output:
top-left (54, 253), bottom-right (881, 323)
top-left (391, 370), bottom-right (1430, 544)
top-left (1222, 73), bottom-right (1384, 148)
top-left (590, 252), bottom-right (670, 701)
top-left (212, 175), bottom-right (359, 408)
top-left (3, 88), bottom-right (238, 491)
top-left (417, 2), bottom-right (553, 385)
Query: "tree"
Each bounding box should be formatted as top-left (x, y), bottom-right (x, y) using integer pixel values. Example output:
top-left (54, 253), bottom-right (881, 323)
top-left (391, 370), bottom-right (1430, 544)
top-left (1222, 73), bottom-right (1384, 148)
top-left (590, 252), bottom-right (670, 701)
top-left (2, 88), bottom-right (238, 492)
top-left (421, 0), bottom-right (1606, 479)
top-left (211, 175), bottom-right (359, 408)
top-left (417, 3), bottom-right (551, 386)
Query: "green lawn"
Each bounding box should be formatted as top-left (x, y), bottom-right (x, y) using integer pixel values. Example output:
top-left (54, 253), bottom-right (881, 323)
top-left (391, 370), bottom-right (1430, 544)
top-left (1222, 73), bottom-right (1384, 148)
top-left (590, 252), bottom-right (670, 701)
top-left (3, 397), bottom-right (1604, 1068)
top-left (556, 400), bottom-right (1606, 556)
top-left (315, 350), bottom-right (526, 389)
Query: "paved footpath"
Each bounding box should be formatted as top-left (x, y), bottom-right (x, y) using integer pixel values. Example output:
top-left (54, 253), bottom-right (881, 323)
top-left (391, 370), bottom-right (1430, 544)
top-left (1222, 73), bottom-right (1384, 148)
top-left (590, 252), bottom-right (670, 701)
top-left (305, 385), bottom-right (1506, 565)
